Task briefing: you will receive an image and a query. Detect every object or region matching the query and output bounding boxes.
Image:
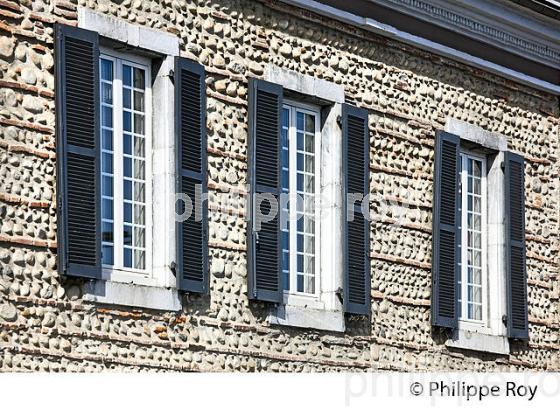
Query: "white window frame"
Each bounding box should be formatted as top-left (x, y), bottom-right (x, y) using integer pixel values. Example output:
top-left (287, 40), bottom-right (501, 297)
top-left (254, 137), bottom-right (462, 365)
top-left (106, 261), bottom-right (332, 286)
top-left (99, 47), bottom-right (154, 286)
top-left (458, 151), bottom-right (488, 330)
top-left (282, 100), bottom-right (322, 307)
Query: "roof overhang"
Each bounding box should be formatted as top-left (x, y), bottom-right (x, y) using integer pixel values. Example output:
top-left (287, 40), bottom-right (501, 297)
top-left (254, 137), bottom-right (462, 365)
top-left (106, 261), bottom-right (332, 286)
top-left (279, 0), bottom-right (560, 94)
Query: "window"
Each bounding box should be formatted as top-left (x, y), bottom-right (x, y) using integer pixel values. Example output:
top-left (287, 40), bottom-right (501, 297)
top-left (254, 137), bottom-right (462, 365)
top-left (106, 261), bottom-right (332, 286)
top-left (459, 153), bottom-right (487, 324)
top-left (99, 51), bottom-right (152, 276)
top-left (280, 102), bottom-right (321, 297)
top-left (432, 125), bottom-right (528, 353)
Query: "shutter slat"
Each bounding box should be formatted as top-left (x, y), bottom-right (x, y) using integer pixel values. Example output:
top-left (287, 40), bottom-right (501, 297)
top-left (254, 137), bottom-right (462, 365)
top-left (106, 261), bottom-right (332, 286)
top-left (55, 24), bottom-right (101, 279)
top-left (505, 152), bottom-right (528, 339)
top-left (342, 104), bottom-right (370, 315)
top-left (431, 131), bottom-right (460, 328)
top-left (175, 57), bottom-right (208, 294)
top-left (248, 79), bottom-right (283, 303)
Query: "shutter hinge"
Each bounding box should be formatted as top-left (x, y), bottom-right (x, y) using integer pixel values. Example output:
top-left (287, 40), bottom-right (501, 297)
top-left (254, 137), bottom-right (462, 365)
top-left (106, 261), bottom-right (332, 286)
top-left (500, 161), bottom-right (505, 171)
top-left (336, 115), bottom-right (342, 128)
top-left (170, 261), bottom-right (177, 276)
top-left (502, 314), bottom-right (508, 326)
top-left (167, 69), bottom-right (175, 84)
top-left (335, 287), bottom-right (344, 304)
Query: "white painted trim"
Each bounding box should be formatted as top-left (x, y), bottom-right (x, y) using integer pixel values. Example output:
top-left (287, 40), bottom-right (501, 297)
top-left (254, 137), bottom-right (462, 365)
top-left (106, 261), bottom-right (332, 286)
top-left (446, 328), bottom-right (509, 355)
top-left (279, 0), bottom-right (560, 94)
top-left (78, 8), bottom-right (179, 56)
top-left (83, 280), bottom-right (181, 311)
top-left (268, 304), bottom-right (345, 332)
top-left (265, 65), bottom-right (345, 103)
top-left (446, 118), bottom-right (508, 151)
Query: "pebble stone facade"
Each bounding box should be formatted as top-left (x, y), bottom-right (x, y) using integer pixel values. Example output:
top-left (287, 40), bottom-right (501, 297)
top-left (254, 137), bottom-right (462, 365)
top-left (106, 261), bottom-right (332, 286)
top-left (0, 0), bottom-right (559, 372)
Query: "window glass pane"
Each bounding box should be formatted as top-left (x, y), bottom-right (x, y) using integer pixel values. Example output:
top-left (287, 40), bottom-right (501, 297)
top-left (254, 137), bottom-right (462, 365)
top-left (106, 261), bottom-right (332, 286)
top-left (102, 106), bottom-right (113, 127)
top-left (102, 222), bottom-right (113, 243)
top-left (134, 136), bottom-right (145, 157)
top-left (134, 113), bottom-right (145, 135)
top-left (124, 203), bottom-right (132, 223)
top-left (123, 247), bottom-right (132, 267)
top-left (296, 274), bottom-right (304, 293)
top-left (134, 67), bottom-right (145, 89)
top-left (102, 245), bottom-right (114, 265)
top-left (134, 205), bottom-right (145, 225)
top-left (124, 180), bottom-right (132, 200)
top-left (282, 108), bottom-right (289, 128)
top-left (124, 157), bottom-right (132, 178)
top-left (305, 113), bottom-right (315, 133)
top-left (304, 275), bottom-right (315, 294)
top-left (123, 65), bottom-right (132, 87)
top-left (134, 159), bottom-right (145, 180)
top-left (123, 88), bottom-right (131, 109)
top-left (123, 111), bottom-right (132, 132)
top-left (134, 227), bottom-right (145, 248)
top-left (101, 59), bottom-right (113, 81)
top-left (134, 250), bottom-right (145, 270)
top-left (124, 134), bottom-right (132, 155)
top-left (102, 199), bottom-right (113, 220)
top-left (102, 82), bottom-right (113, 104)
top-left (102, 176), bottom-right (113, 197)
top-left (102, 153), bottom-right (113, 174)
top-left (123, 225), bottom-right (133, 245)
top-left (296, 111), bottom-right (304, 130)
top-left (134, 91), bottom-right (145, 112)
top-left (297, 131), bottom-right (304, 151)
top-left (134, 182), bottom-right (145, 203)
top-left (102, 129), bottom-right (113, 150)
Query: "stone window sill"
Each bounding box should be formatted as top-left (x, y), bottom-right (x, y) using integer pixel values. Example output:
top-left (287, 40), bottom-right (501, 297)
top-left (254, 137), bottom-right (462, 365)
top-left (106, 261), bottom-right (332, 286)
top-left (267, 304), bottom-right (345, 332)
top-left (446, 328), bottom-right (510, 355)
top-left (83, 280), bottom-right (181, 311)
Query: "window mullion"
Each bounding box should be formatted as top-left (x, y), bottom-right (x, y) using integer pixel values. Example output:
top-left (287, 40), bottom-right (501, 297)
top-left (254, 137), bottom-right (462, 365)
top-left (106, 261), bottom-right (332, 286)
top-left (460, 155), bottom-right (467, 321)
top-left (113, 59), bottom-right (124, 270)
top-left (289, 106), bottom-right (297, 293)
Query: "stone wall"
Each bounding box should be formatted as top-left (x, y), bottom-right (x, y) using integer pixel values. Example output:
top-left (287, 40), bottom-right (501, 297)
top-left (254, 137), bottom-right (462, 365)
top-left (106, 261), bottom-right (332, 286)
top-left (0, 0), bottom-right (558, 371)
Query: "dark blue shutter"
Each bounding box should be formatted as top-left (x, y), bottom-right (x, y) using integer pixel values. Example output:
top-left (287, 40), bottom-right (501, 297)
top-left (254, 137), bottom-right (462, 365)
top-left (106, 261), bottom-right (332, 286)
top-left (431, 131), bottom-right (460, 328)
top-left (175, 57), bottom-right (208, 293)
top-left (342, 104), bottom-right (370, 315)
top-left (55, 24), bottom-right (101, 279)
top-left (247, 78), bottom-right (283, 303)
top-left (505, 152), bottom-right (528, 339)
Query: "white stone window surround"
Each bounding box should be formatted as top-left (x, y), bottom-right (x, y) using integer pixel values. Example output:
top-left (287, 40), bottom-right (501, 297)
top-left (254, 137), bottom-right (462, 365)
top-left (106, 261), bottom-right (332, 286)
top-left (265, 65), bottom-right (346, 332)
top-left (78, 8), bottom-right (181, 311)
top-left (444, 118), bottom-right (510, 355)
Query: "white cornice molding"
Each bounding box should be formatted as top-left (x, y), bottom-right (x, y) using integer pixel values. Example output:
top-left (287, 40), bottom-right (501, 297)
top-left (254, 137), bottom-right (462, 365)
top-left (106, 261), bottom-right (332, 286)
top-left (367, 0), bottom-right (560, 69)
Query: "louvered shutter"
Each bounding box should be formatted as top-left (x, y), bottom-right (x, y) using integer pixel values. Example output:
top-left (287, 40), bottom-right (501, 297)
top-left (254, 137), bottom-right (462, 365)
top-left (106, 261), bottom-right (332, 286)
top-left (247, 78), bottom-right (283, 303)
top-left (342, 104), bottom-right (370, 315)
top-left (55, 24), bottom-right (101, 279)
top-left (431, 131), bottom-right (460, 328)
top-left (505, 152), bottom-right (528, 339)
top-left (175, 57), bottom-right (208, 293)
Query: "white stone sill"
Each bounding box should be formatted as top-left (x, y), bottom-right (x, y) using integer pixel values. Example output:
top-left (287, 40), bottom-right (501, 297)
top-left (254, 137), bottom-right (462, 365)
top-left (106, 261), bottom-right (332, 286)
top-left (83, 280), bottom-right (181, 311)
top-left (446, 328), bottom-right (510, 355)
top-left (268, 305), bottom-right (345, 332)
